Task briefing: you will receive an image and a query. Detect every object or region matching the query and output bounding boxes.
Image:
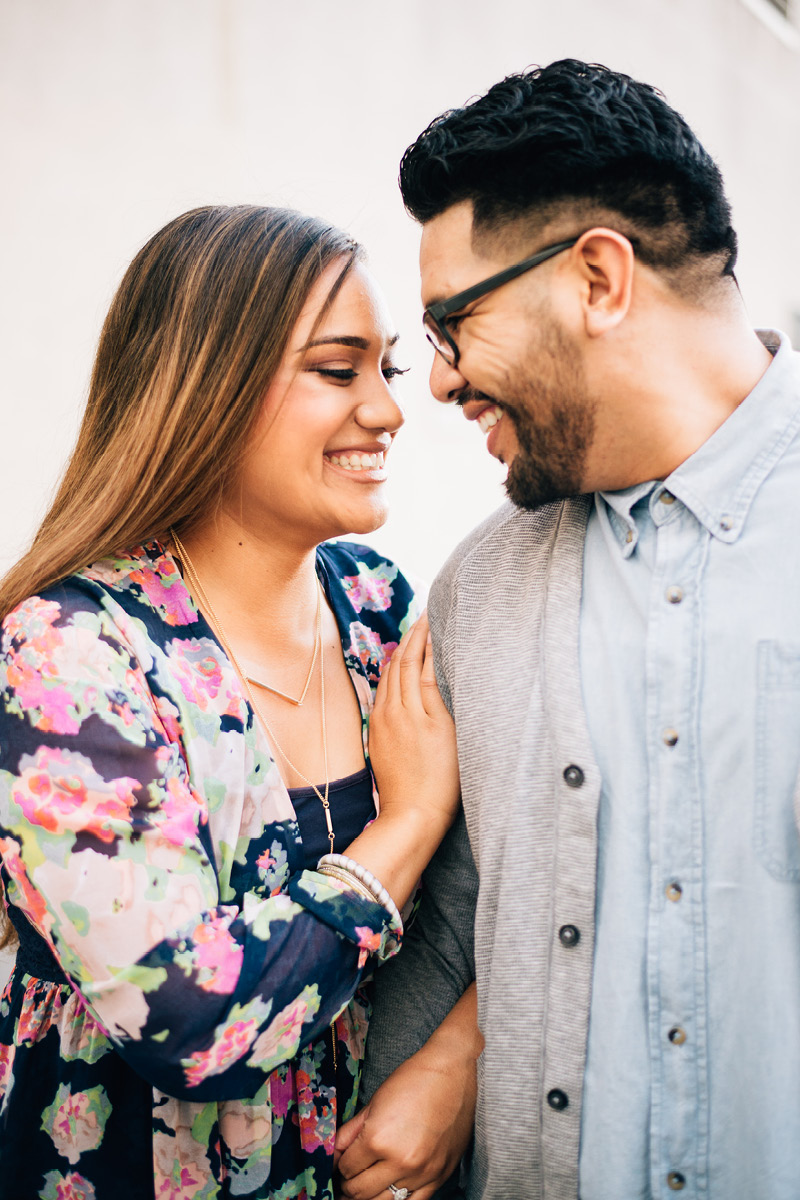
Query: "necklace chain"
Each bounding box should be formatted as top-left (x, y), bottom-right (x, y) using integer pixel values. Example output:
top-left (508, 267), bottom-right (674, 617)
top-left (244, 586), bottom-right (320, 706)
top-left (169, 530), bottom-right (333, 851)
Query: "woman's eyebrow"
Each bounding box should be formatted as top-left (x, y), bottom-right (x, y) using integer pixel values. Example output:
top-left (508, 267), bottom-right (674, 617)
top-left (297, 334), bottom-right (400, 352)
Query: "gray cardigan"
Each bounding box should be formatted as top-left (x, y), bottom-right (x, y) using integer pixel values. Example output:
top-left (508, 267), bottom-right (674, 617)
top-left (362, 495), bottom-right (600, 1200)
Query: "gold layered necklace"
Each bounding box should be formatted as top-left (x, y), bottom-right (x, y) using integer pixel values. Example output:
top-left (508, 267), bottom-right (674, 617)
top-left (169, 530), bottom-right (334, 853)
top-left (243, 586), bottom-right (320, 706)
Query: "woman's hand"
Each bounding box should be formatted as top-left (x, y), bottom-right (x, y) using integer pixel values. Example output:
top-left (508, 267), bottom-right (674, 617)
top-left (342, 612), bottom-right (461, 911)
top-left (335, 984), bottom-right (481, 1200)
top-left (368, 611), bottom-right (460, 837)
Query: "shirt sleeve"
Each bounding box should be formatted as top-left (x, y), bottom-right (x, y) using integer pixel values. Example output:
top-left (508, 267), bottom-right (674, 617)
top-left (0, 588), bottom-right (401, 1102)
top-left (360, 809), bottom-right (478, 1100)
top-left (360, 549), bottom-right (479, 1097)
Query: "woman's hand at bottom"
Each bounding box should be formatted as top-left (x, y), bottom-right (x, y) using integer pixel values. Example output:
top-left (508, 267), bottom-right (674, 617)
top-left (334, 985), bottom-right (480, 1200)
top-left (334, 1055), bottom-right (474, 1200)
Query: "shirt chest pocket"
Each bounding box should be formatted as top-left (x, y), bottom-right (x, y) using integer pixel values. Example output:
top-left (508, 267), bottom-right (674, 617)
top-left (755, 640), bottom-right (800, 881)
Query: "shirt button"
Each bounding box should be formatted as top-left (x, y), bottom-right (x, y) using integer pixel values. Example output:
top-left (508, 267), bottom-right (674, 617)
top-left (546, 1088), bottom-right (569, 1111)
top-left (665, 585), bottom-right (683, 604)
top-left (668, 1026), bottom-right (687, 1045)
top-left (662, 727), bottom-right (679, 746)
top-left (667, 1172), bottom-right (686, 1190)
top-left (559, 924), bottom-right (580, 947)
top-left (563, 765), bottom-right (585, 788)
top-left (660, 490), bottom-right (676, 505)
top-left (666, 881), bottom-right (683, 902)
top-left (720, 514), bottom-right (733, 531)
top-left (625, 529), bottom-right (634, 544)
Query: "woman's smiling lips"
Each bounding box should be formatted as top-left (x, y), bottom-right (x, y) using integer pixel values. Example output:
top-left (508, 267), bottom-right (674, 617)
top-left (323, 442), bottom-right (390, 479)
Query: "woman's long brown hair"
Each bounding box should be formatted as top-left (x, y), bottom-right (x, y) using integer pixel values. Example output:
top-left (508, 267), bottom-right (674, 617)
top-left (0, 204), bottom-right (361, 945)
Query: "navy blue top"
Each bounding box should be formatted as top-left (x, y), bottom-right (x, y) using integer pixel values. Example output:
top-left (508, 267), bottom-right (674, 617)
top-left (288, 767), bottom-right (376, 868)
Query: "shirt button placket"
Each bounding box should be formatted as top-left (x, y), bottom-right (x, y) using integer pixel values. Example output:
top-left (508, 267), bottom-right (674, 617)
top-left (652, 506), bottom-right (699, 1198)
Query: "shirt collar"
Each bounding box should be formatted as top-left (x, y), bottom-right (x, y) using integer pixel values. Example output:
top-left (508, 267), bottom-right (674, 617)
top-left (597, 330), bottom-right (800, 553)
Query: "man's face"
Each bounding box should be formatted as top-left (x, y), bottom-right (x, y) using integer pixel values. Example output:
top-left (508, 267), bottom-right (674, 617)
top-left (419, 200), bottom-right (596, 510)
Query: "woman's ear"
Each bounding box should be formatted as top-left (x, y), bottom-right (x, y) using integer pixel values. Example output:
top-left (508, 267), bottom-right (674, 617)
top-left (571, 228), bottom-right (635, 337)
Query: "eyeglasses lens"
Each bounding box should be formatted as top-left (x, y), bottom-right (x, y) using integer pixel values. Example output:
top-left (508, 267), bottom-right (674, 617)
top-left (423, 312), bottom-right (456, 365)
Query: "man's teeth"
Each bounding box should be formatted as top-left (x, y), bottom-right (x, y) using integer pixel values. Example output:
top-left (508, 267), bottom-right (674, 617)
top-left (326, 451), bottom-right (386, 471)
top-left (477, 406), bottom-right (504, 435)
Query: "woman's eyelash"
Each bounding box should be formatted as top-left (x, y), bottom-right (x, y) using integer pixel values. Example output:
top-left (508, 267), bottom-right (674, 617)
top-left (313, 368), bottom-right (357, 381)
top-left (311, 366), bottom-right (410, 382)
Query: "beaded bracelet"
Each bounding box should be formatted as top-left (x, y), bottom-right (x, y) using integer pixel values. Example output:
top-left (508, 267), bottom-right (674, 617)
top-left (316, 864), bottom-right (378, 906)
top-left (317, 852), bottom-right (403, 931)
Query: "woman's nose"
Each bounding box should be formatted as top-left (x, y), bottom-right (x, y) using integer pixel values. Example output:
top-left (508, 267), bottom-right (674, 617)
top-left (359, 379), bottom-right (405, 432)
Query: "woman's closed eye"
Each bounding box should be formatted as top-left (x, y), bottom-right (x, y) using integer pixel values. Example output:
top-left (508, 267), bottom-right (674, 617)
top-left (311, 365), bottom-right (409, 385)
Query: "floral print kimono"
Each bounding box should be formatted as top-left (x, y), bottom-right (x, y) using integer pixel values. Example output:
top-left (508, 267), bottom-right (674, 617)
top-left (0, 540), bottom-right (416, 1200)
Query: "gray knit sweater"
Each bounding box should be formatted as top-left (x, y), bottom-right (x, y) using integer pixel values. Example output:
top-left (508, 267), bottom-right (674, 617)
top-left (362, 495), bottom-right (600, 1200)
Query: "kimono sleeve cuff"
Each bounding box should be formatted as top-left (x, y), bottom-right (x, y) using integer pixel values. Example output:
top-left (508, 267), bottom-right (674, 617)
top-left (288, 869), bottom-right (403, 962)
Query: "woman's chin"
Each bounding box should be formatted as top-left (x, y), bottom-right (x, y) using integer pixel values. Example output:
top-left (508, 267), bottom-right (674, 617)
top-left (323, 502), bottom-right (389, 542)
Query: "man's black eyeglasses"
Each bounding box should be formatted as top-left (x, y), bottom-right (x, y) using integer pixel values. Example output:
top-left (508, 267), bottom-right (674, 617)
top-left (422, 238), bottom-right (579, 368)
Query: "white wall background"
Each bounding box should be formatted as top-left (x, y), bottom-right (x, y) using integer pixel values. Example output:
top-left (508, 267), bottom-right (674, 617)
top-left (1, 0), bottom-right (799, 983)
top-left (1, 0), bottom-right (799, 587)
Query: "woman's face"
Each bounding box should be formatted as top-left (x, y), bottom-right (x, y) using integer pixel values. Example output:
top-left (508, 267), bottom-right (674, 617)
top-left (236, 259), bottom-right (406, 548)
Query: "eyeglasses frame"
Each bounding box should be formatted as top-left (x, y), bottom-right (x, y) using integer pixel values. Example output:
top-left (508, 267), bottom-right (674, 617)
top-left (423, 237), bottom-right (580, 367)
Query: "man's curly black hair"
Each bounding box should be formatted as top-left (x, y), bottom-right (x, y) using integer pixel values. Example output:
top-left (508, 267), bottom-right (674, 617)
top-left (400, 59), bottom-right (737, 282)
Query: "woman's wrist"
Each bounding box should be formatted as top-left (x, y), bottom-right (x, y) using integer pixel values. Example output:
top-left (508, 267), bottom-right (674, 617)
top-left (342, 804), bottom-right (455, 911)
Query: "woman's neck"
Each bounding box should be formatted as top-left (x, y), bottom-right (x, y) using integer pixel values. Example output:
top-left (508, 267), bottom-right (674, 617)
top-left (173, 510), bottom-right (320, 652)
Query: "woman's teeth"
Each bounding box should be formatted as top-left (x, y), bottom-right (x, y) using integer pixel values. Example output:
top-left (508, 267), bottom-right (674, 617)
top-left (326, 451), bottom-right (386, 471)
top-left (477, 406), bottom-right (504, 435)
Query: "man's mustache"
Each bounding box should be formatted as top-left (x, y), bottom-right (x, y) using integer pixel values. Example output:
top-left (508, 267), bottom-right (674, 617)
top-left (454, 388), bottom-right (498, 407)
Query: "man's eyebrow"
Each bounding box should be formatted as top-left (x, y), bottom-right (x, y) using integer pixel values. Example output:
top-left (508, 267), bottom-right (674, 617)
top-left (297, 334), bottom-right (400, 352)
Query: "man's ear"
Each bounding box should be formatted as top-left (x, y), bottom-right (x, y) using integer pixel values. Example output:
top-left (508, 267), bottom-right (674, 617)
top-left (571, 228), bottom-right (635, 337)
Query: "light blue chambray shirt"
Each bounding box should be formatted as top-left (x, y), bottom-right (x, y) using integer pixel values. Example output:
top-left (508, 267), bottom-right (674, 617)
top-left (578, 331), bottom-right (800, 1200)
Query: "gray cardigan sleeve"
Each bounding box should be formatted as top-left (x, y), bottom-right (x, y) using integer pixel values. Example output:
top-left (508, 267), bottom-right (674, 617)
top-left (360, 546), bottom-right (479, 1100)
top-left (360, 810), bottom-right (478, 1099)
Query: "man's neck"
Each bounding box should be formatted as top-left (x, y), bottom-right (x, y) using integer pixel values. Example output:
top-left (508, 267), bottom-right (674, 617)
top-left (584, 306), bottom-right (774, 492)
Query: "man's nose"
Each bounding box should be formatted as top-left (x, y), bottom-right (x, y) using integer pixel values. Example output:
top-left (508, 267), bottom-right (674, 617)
top-left (429, 351), bottom-right (469, 405)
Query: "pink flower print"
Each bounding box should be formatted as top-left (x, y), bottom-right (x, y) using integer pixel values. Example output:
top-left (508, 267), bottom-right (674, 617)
top-left (183, 1016), bottom-right (261, 1088)
top-left (154, 1164), bottom-right (209, 1200)
top-left (2, 598), bottom-right (83, 735)
top-left (166, 638), bottom-right (227, 711)
top-left (159, 776), bottom-right (207, 847)
top-left (296, 1062), bottom-right (336, 1155)
top-left (354, 924), bottom-right (385, 969)
top-left (269, 1063), bottom-right (294, 1120)
top-left (129, 559), bottom-right (198, 628)
top-left (12, 747), bottom-right (139, 844)
top-left (38, 1170), bottom-right (97, 1200)
top-left (153, 693), bottom-right (183, 744)
top-left (256, 840), bottom-right (290, 896)
top-left (248, 986), bottom-right (320, 1070)
top-left (0, 834), bottom-right (51, 933)
top-left (41, 1083), bottom-right (111, 1165)
top-left (342, 563), bottom-right (397, 614)
top-left (191, 916), bottom-right (244, 995)
top-left (16, 979), bottom-right (64, 1044)
top-left (348, 622), bottom-right (397, 675)
top-left (354, 926), bottom-right (383, 954)
top-left (0, 1041), bottom-right (16, 1104)
top-left (2, 595), bottom-right (62, 651)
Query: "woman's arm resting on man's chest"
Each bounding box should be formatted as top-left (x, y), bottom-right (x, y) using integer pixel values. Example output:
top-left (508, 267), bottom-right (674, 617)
top-left (335, 810), bottom-right (481, 1199)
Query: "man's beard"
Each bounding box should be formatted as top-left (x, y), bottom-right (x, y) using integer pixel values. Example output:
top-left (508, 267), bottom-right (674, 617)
top-left (502, 324), bottom-right (595, 511)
